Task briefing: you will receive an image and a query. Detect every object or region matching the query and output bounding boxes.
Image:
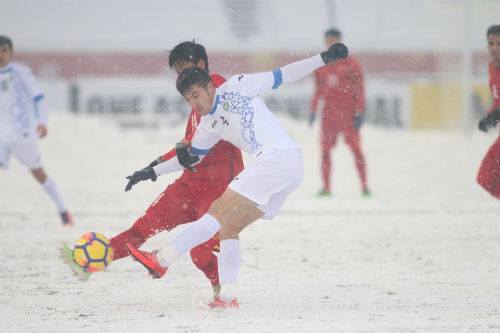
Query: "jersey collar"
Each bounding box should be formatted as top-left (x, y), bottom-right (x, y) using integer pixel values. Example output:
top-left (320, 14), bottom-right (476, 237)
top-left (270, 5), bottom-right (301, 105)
top-left (209, 94), bottom-right (220, 115)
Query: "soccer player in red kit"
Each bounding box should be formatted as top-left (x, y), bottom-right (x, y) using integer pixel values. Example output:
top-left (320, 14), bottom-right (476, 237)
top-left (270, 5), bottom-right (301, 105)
top-left (309, 28), bottom-right (370, 197)
top-left (61, 42), bottom-right (244, 297)
top-left (477, 25), bottom-right (500, 200)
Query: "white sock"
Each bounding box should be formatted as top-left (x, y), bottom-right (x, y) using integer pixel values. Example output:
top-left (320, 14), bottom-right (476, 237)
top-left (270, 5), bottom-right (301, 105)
top-left (41, 177), bottom-right (66, 213)
top-left (157, 214), bottom-right (221, 267)
top-left (219, 239), bottom-right (241, 300)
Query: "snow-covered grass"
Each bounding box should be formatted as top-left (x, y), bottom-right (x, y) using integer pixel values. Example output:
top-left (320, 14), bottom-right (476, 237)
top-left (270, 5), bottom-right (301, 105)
top-left (0, 112), bottom-right (499, 332)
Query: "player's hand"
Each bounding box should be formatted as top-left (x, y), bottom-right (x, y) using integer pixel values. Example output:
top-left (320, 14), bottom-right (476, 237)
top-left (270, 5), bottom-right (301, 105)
top-left (478, 109), bottom-right (500, 132)
top-left (146, 156), bottom-right (163, 169)
top-left (353, 112), bottom-right (364, 129)
top-left (37, 124), bottom-right (48, 138)
top-left (175, 142), bottom-right (199, 171)
top-left (125, 167), bottom-right (157, 192)
top-left (308, 112), bottom-right (316, 127)
top-left (321, 43), bottom-right (348, 64)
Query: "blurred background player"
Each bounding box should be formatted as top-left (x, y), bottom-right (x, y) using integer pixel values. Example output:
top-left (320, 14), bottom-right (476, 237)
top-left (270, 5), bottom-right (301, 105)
top-left (309, 28), bottom-right (370, 198)
top-left (60, 41), bottom-right (244, 298)
top-left (477, 25), bottom-right (500, 200)
top-left (0, 36), bottom-right (73, 226)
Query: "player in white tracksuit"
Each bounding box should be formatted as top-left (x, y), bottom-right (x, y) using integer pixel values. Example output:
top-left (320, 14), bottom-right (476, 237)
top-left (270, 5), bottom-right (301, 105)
top-left (0, 36), bottom-right (72, 226)
top-left (125, 42), bottom-right (349, 308)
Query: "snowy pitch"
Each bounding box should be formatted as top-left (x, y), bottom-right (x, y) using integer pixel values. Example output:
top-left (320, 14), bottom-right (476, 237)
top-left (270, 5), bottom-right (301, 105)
top-left (0, 113), bottom-right (499, 332)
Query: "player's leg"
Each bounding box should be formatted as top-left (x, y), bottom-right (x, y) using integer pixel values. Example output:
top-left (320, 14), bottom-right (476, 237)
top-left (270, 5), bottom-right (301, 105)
top-left (110, 182), bottom-right (195, 260)
top-left (344, 127), bottom-right (370, 195)
top-left (477, 137), bottom-right (500, 199)
top-left (189, 235), bottom-right (220, 293)
top-left (128, 150), bottom-right (303, 306)
top-left (11, 136), bottom-right (72, 225)
top-left (319, 121), bottom-right (337, 196)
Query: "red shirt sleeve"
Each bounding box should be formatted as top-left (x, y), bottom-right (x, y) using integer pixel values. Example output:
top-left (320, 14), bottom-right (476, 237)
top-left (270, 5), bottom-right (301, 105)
top-left (160, 73), bottom-right (226, 162)
top-left (351, 58), bottom-right (366, 113)
top-left (310, 69), bottom-right (325, 113)
top-left (488, 63), bottom-right (500, 114)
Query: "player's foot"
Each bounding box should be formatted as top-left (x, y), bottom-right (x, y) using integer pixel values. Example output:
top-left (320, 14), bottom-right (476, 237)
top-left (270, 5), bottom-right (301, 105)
top-left (208, 296), bottom-right (239, 309)
top-left (362, 188), bottom-right (372, 198)
top-left (126, 244), bottom-right (167, 279)
top-left (316, 189), bottom-right (332, 197)
top-left (58, 242), bottom-right (91, 281)
top-left (60, 211), bottom-right (74, 227)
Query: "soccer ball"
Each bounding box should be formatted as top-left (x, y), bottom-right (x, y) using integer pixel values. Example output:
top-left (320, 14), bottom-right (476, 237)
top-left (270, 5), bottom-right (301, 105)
top-left (73, 232), bottom-right (114, 272)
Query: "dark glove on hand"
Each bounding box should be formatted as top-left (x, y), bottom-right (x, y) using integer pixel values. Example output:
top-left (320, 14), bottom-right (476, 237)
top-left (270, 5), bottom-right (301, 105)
top-left (175, 142), bottom-right (199, 171)
top-left (321, 43), bottom-right (349, 64)
top-left (147, 156), bottom-right (163, 168)
top-left (125, 167), bottom-right (157, 192)
top-left (353, 112), bottom-right (364, 129)
top-left (478, 109), bottom-right (500, 132)
top-left (308, 112), bottom-right (316, 127)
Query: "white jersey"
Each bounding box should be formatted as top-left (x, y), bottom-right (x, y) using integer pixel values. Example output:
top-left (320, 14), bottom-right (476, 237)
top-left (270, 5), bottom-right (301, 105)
top-left (190, 69), bottom-right (308, 159)
top-left (0, 62), bottom-right (47, 143)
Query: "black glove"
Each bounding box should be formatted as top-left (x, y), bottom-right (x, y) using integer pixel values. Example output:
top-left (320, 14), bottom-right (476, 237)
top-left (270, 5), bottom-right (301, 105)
top-left (175, 142), bottom-right (199, 171)
top-left (125, 167), bottom-right (157, 192)
top-left (308, 112), bottom-right (316, 127)
top-left (353, 112), bottom-right (364, 129)
top-left (321, 43), bottom-right (349, 64)
top-left (478, 109), bottom-right (500, 132)
top-left (147, 156), bottom-right (163, 168)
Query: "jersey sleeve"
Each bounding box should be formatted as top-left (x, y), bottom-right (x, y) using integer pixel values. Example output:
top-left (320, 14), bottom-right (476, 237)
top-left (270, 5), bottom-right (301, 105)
top-left (189, 118), bottom-right (221, 156)
top-left (310, 69), bottom-right (325, 113)
top-left (229, 54), bottom-right (325, 97)
top-left (488, 65), bottom-right (500, 113)
top-left (19, 66), bottom-right (48, 124)
top-left (351, 60), bottom-right (366, 113)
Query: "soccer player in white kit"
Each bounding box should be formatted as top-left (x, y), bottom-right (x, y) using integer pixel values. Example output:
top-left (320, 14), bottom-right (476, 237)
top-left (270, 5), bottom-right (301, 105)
top-left (0, 36), bottom-right (73, 226)
top-left (126, 42), bottom-right (349, 308)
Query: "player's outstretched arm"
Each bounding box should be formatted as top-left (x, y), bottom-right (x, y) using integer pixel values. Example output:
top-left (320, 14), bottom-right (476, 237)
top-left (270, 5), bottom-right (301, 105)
top-left (233, 43), bottom-right (348, 97)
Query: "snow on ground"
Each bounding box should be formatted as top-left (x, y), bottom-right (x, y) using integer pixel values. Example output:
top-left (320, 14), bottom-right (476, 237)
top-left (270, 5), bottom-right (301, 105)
top-left (0, 112), bottom-right (499, 332)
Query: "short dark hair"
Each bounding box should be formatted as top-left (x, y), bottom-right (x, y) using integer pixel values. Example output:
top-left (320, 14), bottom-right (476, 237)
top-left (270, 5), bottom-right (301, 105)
top-left (487, 25), bottom-right (500, 37)
top-left (324, 28), bottom-right (342, 39)
top-left (169, 40), bottom-right (209, 72)
top-left (176, 66), bottom-right (212, 96)
top-left (0, 36), bottom-right (13, 50)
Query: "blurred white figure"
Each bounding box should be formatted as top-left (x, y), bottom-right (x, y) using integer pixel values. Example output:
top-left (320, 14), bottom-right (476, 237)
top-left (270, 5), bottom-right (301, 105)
top-left (0, 36), bottom-right (73, 226)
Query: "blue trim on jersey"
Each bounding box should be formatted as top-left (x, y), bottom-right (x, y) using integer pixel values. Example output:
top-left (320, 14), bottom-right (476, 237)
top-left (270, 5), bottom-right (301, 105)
top-left (272, 68), bottom-right (282, 89)
top-left (33, 94), bottom-right (44, 103)
top-left (190, 147), bottom-right (211, 155)
top-left (209, 95), bottom-right (220, 115)
top-left (0, 66), bottom-right (12, 74)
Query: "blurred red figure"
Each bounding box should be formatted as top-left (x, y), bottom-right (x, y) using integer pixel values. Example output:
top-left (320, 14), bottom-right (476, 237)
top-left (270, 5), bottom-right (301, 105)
top-left (310, 28), bottom-right (370, 197)
top-left (110, 41), bottom-right (244, 295)
top-left (477, 25), bottom-right (500, 200)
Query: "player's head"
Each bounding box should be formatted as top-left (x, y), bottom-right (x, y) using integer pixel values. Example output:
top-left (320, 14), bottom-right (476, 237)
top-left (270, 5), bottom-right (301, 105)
top-left (487, 25), bottom-right (500, 66)
top-left (169, 40), bottom-right (209, 75)
top-left (324, 28), bottom-right (342, 48)
top-left (176, 66), bottom-right (215, 116)
top-left (0, 35), bottom-right (13, 68)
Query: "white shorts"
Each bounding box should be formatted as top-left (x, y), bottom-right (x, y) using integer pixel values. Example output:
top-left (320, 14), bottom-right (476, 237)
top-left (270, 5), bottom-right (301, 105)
top-left (0, 133), bottom-right (42, 169)
top-left (228, 149), bottom-right (303, 220)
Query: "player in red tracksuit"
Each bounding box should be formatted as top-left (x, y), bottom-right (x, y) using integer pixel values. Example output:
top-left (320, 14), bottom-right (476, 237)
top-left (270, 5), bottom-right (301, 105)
top-left (107, 42), bottom-right (243, 295)
top-left (309, 28), bottom-right (370, 197)
top-left (477, 25), bottom-right (500, 200)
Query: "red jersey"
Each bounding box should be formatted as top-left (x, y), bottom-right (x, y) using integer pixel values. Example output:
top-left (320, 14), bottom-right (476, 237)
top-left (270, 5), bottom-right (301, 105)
top-left (311, 56), bottom-right (365, 124)
top-left (488, 62), bottom-right (500, 114)
top-left (160, 73), bottom-right (244, 187)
